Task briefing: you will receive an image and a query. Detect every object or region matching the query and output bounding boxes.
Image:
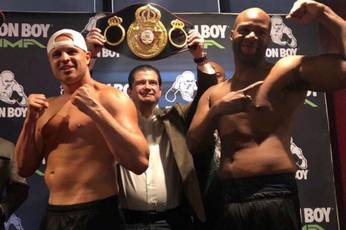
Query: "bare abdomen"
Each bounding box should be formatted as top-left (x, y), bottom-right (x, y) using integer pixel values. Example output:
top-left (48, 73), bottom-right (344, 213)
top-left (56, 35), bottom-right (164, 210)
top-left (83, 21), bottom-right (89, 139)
top-left (218, 135), bottom-right (297, 179)
top-left (44, 144), bottom-right (117, 205)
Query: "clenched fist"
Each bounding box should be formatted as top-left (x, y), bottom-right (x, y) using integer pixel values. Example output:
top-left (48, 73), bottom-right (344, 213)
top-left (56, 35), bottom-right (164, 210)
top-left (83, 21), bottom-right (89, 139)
top-left (26, 94), bottom-right (49, 121)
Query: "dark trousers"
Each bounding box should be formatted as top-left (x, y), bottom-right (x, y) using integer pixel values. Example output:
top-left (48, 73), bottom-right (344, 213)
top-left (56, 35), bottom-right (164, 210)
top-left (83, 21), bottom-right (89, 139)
top-left (214, 173), bottom-right (302, 230)
top-left (121, 206), bottom-right (192, 230)
top-left (40, 195), bottom-right (124, 230)
top-left (202, 170), bottom-right (223, 230)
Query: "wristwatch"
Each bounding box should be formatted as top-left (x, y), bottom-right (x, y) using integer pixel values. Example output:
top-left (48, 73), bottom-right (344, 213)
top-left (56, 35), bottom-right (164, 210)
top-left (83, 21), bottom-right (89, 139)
top-left (193, 52), bottom-right (207, 64)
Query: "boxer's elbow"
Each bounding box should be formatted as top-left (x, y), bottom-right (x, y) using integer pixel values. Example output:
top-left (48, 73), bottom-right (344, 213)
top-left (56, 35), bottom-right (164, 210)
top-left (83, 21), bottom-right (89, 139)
top-left (131, 149), bottom-right (149, 175)
top-left (186, 133), bottom-right (202, 154)
top-left (17, 166), bottom-right (36, 178)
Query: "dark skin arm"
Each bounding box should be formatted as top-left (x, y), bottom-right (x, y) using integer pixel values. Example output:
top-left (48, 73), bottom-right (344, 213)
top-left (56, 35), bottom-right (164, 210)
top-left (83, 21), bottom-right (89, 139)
top-left (256, 0), bottom-right (346, 108)
top-left (185, 30), bottom-right (219, 126)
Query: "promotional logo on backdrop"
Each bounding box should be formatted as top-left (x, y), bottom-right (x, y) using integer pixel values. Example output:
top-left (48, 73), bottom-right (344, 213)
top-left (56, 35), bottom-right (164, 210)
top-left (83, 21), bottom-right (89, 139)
top-left (193, 24), bottom-right (227, 50)
top-left (270, 16), bottom-right (297, 48)
top-left (301, 207), bottom-right (333, 227)
top-left (305, 90), bottom-right (318, 108)
top-left (165, 71), bottom-right (197, 103)
top-left (0, 22), bottom-right (49, 49)
top-left (4, 213), bottom-right (24, 230)
top-left (302, 225), bottom-right (325, 230)
top-left (111, 83), bottom-right (129, 94)
top-left (290, 137), bottom-right (309, 180)
top-left (35, 158), bottom-right (46, 176)
top-left (0, 70), bottom-right (28, 118)
top-left (266, 16), bottom-right (298, 58)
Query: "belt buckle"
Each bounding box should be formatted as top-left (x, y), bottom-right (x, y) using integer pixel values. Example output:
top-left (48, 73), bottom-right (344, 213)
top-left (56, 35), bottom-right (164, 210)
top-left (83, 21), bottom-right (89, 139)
top-left (145, 210), bottom-right (163, 223)
top-left (127, 4), bottom-right (167, 59)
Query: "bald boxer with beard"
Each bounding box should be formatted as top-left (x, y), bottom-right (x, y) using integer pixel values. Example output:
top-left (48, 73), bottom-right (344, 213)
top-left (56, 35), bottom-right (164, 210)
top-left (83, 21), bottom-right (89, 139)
top-left (187, 0), bottom-right (346, 229)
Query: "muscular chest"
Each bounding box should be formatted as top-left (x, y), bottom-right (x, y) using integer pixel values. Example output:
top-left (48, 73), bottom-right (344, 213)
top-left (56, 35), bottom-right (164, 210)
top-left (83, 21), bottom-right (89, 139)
top-left (212, 85), bottom-right (295, 138)
top-left (41, 102), bottom-right (97, 142)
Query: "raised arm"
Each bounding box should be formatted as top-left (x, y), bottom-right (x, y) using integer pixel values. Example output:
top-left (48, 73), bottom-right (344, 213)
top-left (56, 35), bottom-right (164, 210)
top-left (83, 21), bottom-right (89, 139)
top-left (256, 1), bottom-right (346, 106)
top-left (86, 27), bottom-right (105, 57)
top-left (188, 30), bottom-right (220, 96)
top-left (85, 27), bottom-right (106, 69)
top-left (287, 0), bottom-right (346, 91)
top-left (288, 0), bottom-right (346, 57)
top-left (185, 30), bottom-right (220, 125)
top-left (71, 84), bottom-right (149, 175)
top-left (15, 94), bottom-right (48, 177)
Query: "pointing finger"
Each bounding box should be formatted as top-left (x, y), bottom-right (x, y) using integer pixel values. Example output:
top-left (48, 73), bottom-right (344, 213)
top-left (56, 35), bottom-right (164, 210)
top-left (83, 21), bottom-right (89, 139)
top-left (240, 81), bottom-right (264, 93)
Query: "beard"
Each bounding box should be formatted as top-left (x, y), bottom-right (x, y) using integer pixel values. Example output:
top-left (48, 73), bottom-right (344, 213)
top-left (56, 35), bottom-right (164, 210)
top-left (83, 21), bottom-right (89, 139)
top-left (232, 40), bottom-right (267, 66)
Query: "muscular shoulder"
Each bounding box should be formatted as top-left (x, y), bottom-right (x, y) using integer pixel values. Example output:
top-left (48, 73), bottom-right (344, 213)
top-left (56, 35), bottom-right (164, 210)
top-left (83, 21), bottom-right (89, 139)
top-left (274, 55), bottom-right (304, 71)
top-left (208, 81), bottom-right (230, 104)
top-left (97, 84), bottom-right (134, 112)
top-left (98, 84), bottom-right (127, 101)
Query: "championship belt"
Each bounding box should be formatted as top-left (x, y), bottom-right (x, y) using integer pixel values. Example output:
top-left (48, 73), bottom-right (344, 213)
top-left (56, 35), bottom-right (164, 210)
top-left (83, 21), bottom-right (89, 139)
top-left (96, 3), bottom-right (193, 60)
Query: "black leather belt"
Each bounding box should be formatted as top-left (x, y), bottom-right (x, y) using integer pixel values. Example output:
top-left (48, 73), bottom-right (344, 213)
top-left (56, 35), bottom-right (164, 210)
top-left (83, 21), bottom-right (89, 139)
top-left (122, 206), bottom-right (182, 224)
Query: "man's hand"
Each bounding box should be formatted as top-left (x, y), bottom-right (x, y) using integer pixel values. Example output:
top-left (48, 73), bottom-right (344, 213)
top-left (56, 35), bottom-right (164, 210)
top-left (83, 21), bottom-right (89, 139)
top-left (86, 28), bottom-right (106, 58)
top-left (187, 30), bottom-right (205, 59)
top-left (213, 81), bottom-right (263, 115)
top-left (26, 94), bottom-right (49, 122)
top-left (287, 0), bottom-right (325, 24)
top-left (71, 84), bottom-right (100, 118)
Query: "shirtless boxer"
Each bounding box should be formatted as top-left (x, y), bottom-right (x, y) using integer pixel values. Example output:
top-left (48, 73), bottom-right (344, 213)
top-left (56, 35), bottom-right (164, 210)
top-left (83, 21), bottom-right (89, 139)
top-left (15, 29), bottom-right (149, 230)
top-left (187, 0), bottom-right (346, 229)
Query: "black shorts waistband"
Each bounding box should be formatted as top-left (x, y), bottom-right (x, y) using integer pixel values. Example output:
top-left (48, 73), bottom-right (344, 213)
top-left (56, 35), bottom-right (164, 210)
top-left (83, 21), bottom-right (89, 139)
top-left (221, 173), bottom-right (298, 201)
top-left (47, 195), bottom-right (119, 213)
top-left (222, 173), bottom-right (296, 188)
